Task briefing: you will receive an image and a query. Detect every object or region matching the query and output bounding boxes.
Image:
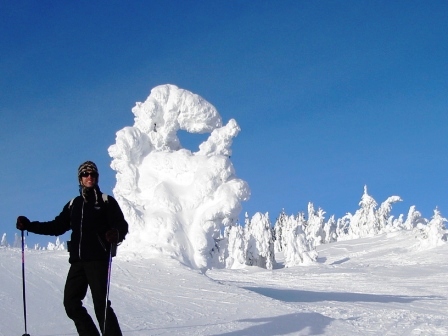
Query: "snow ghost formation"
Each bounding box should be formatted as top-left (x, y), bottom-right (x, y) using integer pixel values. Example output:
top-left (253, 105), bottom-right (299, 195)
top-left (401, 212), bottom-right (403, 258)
top-left (108, 84), bottom-right (250, 269)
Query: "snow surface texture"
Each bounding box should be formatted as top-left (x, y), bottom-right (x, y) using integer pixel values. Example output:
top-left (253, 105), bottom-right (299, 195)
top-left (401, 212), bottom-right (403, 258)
top-left (108, 84), bottom-right (250, 269)
top-left (2, 231), bottom-right (448, 335)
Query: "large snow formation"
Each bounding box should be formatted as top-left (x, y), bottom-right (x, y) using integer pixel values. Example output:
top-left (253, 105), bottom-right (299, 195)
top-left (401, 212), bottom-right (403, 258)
top-left (108, 84), bottom-right (250, 269)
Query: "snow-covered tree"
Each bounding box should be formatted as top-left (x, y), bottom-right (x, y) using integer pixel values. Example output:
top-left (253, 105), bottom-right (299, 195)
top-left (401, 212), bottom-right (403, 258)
top-left (349, 186), bottom-right (378, 238)
top-left (305, 203), bottom-right (325, 247)
top-left (245, 212), bottom-right (275, 269)
top-left (108, 84), bottom-right (250, 270)
top-left (336, 213), bottom-right (352, 240)
top-left (47, 237), bottom-right (66, 251)
top-left (323, 215), bottom-right (337, 244)
top-left (226, 223), bottom-right (247, 269)
top-left (403, 206), bottom-right (427, 230)
top-left (273, 209), bottom-right (287, 252)
top-left (283, 214), bottom-right (317, 267)
top-left (417, 208), bottom-right (447, 248)
top-left (13, 233), bottom-right (22, 248)
top-left (1, 233), bottom-right (8, 247)
top-left (244, 212), bottom-right (251, 234)
top-left (377, 196), bottom-right (402, 233)
top-left (296, 211), bottom-right (307, 228)
top-left (392, 214), bottom-right (404, 230)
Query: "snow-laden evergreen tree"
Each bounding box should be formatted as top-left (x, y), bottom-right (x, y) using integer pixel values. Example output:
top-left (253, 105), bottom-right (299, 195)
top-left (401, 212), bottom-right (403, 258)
top-left (391, 214), bottom-right (403, 230)
top-left (377, 196), bottom-right (402, 233)
top-left (213, 218), bottom-right (236, 267)
top-left (335, 188), bottom-right (423, 240)
top-left (218, 236), bottom-right (231, 266)
top-left (216, 223), bottom-right (232, 266)
top-left (58, 237), bottom-right (65, 250)
top-left (403, 205), bottom-right (427, 230)
top-left (305, 202), bottom-right (325, 247)
top-left (349, 186), bottom-right (378, 238)
top-left (245, 220), bottom-right (256, 266)
top-left (245, 212), bottom-right (275, 269)
top-left (47, 237), bottom-right (66, 251)
top-left (225, 223), bottom-right (247, 269)
top-left (1, 233), bottom-right (8, 247)
top-left (244, 212), bottom-right (251, 233)
top-left (273, 209), bottom-right (287, 252)
top-left (336, 213), bottom-right (352, 240)
top-left (283, 214), bottom-right (317, 267)
top-left (13, 233), bottom-right (22, 248)
top-left (417, 208), bottom-right (447, 249)
top-left (323, 215), bottom-right (337, 244)
top-left (297, 211), bottom-right (307, 228)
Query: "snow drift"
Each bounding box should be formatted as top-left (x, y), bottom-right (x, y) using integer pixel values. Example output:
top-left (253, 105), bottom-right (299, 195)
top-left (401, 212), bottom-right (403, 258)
top-left (108, 84), bottom-right (250, 269)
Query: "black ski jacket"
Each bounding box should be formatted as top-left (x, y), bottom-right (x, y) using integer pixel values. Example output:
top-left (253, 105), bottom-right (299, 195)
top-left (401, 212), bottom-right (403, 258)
top-left (26, 187), bottom-right (128, 263)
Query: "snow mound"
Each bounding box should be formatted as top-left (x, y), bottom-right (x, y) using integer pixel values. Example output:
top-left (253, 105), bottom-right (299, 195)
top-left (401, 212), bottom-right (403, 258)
top-left (108, 84), bottom-right (250, 269)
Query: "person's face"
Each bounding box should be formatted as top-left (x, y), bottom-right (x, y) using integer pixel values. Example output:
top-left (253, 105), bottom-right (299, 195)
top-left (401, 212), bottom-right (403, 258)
top-left (80, 171), bottom-right (98, 188)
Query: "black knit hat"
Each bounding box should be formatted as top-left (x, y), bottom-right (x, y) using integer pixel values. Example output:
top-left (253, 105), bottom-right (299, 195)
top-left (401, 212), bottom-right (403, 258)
top-left (78, 161), bottom-right (99, 179)
top-left (78, 161), bottom-right (100, 203)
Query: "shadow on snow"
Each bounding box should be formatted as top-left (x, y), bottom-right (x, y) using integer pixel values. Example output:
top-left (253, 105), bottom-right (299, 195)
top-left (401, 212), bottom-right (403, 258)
top-left (242, 287), bottom-right (443, 304)
top-left (209, 289), bottom-right (443, 336)
top-left (211, 312), bottom-right (336, 336)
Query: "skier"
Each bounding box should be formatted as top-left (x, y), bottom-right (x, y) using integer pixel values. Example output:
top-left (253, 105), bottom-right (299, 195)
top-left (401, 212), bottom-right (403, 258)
top-left (16, 161), bottom-right (128, 336)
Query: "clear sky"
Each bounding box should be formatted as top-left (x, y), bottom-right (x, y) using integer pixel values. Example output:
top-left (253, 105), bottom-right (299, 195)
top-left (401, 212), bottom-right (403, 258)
top-left (1, 1), bottom-right (447, 247)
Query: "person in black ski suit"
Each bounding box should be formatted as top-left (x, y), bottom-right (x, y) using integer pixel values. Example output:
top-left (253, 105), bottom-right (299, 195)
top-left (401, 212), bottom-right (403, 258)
top-left (16, 161), bottom-right (128, 336)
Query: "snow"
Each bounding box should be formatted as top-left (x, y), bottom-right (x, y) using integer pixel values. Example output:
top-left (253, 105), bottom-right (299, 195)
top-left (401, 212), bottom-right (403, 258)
top-left (108, 84), bottom-right (249, 269)
top-left (2, 231), bottom-right (448, 335)
top-left (2, 84), bottom-right (448, 334)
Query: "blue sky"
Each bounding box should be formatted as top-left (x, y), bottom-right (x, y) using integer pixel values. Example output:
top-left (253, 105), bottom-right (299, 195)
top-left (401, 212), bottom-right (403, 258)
top-left (1, 1), bottom-right (447, 247)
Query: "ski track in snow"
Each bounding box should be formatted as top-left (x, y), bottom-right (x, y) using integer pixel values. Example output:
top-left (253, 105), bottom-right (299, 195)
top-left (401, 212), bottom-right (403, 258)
top-left (1, 231), bottom-right (448, 335)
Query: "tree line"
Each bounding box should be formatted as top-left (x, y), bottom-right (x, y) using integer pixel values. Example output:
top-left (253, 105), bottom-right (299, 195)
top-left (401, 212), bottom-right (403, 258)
top-left (217, 185), bottom-right (447, 269)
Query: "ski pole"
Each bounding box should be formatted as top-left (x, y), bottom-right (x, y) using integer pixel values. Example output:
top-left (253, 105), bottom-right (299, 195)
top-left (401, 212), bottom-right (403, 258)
top-left (21, 230), bottom-right (31, 336)
top-left (102, 244), bottom-right (115, 336)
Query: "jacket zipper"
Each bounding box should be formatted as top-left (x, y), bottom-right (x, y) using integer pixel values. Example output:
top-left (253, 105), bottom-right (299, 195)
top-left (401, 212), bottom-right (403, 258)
top-left (97, 234), bottom-right (107, 252)
top-left (79, 201), bottom-right (84, 260)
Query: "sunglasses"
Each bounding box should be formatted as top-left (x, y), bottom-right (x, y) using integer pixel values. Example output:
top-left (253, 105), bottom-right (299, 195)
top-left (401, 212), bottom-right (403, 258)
top-left (80, 171), bottom-right (98, 178)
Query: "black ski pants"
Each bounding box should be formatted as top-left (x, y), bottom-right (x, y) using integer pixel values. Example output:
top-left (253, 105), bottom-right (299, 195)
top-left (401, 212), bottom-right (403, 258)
top-left (64, 260), bottom-right (122, 336)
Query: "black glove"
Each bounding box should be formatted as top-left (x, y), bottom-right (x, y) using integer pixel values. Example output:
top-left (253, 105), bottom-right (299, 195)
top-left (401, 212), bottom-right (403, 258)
top-left (105, 229), bottom-right (119, 244)
top-left (16, 216), bottom-right (30, 231)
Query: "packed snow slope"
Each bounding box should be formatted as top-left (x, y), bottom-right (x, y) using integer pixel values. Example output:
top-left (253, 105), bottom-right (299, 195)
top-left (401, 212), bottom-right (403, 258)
top-left (2, 231), bottom-right (447, 335)
top-left (108, 84), bottom-right (249, 270)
